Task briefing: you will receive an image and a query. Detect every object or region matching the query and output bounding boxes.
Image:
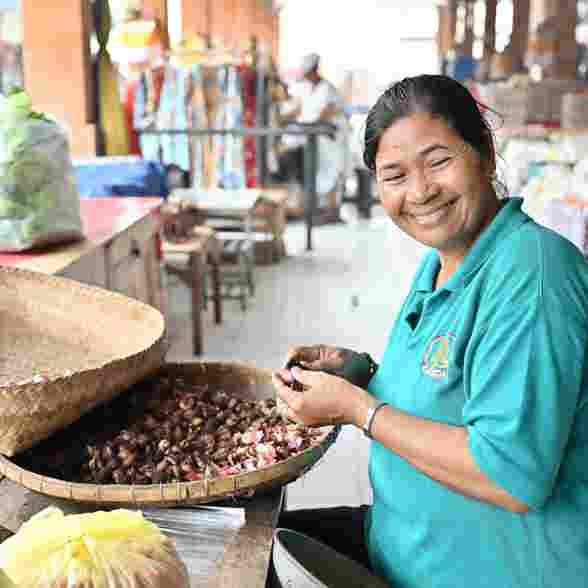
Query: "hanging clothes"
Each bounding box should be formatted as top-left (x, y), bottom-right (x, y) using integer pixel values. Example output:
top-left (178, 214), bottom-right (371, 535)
top-left (201, 65), bottom-right (223, 188)
top-left (239, 65), bottom-right (258, 188)
top-left (156, 64), bottom-right (191, 172)
top-left (132, 56), bottom-right (259, 192)
top-left (216, 65), bottom-right (246, 190)
top-left (123, 78), bottom-right (142, 155)
top-left (211, 66), bottom-right (227, 188)
top-left (189, 64), bottom-right (208, 190)
top-left (134, 66), bottom-right (165, 161)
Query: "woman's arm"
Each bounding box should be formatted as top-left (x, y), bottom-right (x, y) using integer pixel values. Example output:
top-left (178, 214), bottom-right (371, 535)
top-left (361, 401), bottom-right (530, 513)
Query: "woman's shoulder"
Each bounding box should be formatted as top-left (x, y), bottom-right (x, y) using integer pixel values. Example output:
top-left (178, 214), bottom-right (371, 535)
top-left (503, 217), bottom-right (586, 269)
top-left (488, 217), bottom-right (588, 299)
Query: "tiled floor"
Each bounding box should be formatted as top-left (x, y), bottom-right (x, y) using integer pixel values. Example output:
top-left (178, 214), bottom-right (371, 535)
top-left (165, 204), bottom-right (425, 509)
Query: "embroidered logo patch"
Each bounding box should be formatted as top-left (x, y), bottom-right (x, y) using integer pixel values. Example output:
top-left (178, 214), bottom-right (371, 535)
top-left (422, 333), bottom-right (455, 379)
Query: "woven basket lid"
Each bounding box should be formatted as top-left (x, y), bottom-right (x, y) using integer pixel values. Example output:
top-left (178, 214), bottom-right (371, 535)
top-left (0, 266), bottom-right (166, 456)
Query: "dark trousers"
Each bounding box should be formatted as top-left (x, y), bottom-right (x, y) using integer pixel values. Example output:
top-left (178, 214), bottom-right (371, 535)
top-left (277, 505), bottom-right (372, 571)
top-left (270, 146), bottom-right (305, 185)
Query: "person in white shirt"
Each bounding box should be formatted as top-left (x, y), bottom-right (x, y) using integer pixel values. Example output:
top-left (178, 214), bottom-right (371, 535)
top-left (272, 53), bottom-right (345, 205)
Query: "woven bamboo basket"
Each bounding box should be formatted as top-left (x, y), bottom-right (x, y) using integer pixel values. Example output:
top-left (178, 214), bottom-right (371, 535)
top-left (0, 362), bottom-right (339, 507)
top-left (0, 266), bottom-right (166, 456)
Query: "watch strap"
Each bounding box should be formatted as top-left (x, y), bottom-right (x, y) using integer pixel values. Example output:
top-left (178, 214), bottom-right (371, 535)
top-left (342, 352), bottom-right (378, 389)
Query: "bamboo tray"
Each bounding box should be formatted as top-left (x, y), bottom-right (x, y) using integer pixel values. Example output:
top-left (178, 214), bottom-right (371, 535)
top-left (0, 266), bottom-right (166, 456)
top-left (0, 362), bottom-right (339, 507)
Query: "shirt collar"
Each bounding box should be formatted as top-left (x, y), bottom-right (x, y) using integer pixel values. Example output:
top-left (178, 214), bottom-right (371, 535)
top-left (443, 197), bottom-right (529, 291)
top-left (414, 198), bottom-right (530, 294)
top-left (414, 250), bottom-right (439, 293)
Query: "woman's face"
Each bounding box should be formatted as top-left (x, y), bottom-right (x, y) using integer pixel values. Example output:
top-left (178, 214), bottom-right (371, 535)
top-left (375, 112), bottom-right (499, 264)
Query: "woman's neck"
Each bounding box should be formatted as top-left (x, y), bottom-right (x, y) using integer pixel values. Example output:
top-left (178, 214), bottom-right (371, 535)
top-left (434, 258), bottom-right (459, 290)
top-left (434, 196), bottom-right (504, 289)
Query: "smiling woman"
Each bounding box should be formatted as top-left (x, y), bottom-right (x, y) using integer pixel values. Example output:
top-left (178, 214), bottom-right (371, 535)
top-left (272, 74), bottom-right (588, 588)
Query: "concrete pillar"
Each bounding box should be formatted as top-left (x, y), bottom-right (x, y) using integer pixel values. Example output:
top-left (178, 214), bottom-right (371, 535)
top-left (449, 0), bottom-right (458, 45)
top-left (556, 0), bottom-right (578, 78)
top-left (437, 2), bottom-right (457, 58)
top-left (462, 1), bottom-right (475, 57)
top-left (21, 0), bottom-right (96, 156)
top-left (483, 0), bottom-right (497, 59)
top-left (510, 0), bottom-right (530, 72)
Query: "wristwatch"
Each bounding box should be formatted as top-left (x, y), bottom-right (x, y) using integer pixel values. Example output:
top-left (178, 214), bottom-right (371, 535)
top-left (362, 353), bottom-right (378, 381)
top-left (342, 352), bottom-right (379, 389)
top-left (362, 401), bottom-right (388, 439)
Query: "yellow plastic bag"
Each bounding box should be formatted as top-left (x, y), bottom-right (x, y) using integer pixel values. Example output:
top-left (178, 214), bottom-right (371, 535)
top-left (0, 568), bottom-right (15, 588)
top-left (0, 507), bottom-right (190, 588)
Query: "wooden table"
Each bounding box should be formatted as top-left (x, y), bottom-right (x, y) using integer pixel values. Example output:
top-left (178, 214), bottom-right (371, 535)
top-left (169, 188), bottom-right (289, 264)
top-left (0, 197), bottom-right (164, 313)
top-left (0, 477), bottom-right (283, 588)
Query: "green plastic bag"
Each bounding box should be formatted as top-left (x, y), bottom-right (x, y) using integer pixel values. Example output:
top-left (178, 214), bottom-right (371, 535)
top-left (0, 90), bottom-right (83, 251)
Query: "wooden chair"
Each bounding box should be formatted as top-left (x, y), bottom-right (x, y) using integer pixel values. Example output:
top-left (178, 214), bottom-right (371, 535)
top-left (204, 215), bottom-right (255, 312)
top-left (161, 225), bottom-right (222, 355)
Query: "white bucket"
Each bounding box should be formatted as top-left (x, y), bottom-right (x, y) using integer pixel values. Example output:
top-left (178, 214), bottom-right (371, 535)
top-left (272, 528), bottom-right (390, 587)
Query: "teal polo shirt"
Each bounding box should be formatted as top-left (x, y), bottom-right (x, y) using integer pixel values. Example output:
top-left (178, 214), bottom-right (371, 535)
top-left (366, 198), bottom-right (588, 588)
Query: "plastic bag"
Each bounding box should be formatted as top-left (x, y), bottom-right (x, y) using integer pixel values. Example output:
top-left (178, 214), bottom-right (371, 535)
top-left (520, 163), bottom-right (573, 224)
top-left (143, 506), bottom-right (245, 583)
top-left (0, 507), bottom-right (190, 588)
top-left (542, 198), bottom-right (588, 256)
top-left (0, 90), bottom-right (83, 252)
top-left (0, 569), bottom-right (15, 588)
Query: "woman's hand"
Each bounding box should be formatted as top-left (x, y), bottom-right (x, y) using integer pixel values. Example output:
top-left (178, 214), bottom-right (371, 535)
top-left (273, 367), bottom-right (377, 428)
top-left (285, 344), bottom-right (346, 370)
top-left (285, 345), bottom-right (375, 389)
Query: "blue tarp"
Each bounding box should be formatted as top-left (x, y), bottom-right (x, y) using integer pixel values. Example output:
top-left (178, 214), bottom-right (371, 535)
top-left (72, 158), bottom-right (169, 199)
top-left (447, 55), bottom-right (477, 82)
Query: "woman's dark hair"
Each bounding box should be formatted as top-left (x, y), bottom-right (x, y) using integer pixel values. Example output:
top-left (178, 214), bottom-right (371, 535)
top-left (363, 75), bottom-right (497, 173)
